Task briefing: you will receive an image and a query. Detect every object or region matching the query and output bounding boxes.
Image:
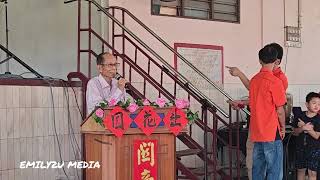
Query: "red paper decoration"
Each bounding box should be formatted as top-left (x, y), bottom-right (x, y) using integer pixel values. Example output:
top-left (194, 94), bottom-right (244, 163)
top-left (133, 139), bottom-right (158, 180)
top-left (103, 106), bottom-right (131, 137)
top-left (134, 106), bottom-right (161, 136)
top-left (163, 107), bottom-right (188, 136)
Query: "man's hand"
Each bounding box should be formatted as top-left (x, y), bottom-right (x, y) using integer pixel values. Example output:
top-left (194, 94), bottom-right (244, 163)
top-left (226, 100), bottom-right (244, 110)
top-left (226, 66), bottom-right (243, 77)
top-left (118, 78), bottom-right (127, 91)
top-left (297, 119), bottom-right (305, 127)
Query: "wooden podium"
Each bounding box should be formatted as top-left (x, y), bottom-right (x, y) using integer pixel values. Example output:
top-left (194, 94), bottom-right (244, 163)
top-left (81, 108), bottom-right (182, 180)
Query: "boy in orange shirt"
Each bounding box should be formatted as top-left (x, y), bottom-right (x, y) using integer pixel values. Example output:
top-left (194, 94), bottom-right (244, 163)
top-left (226, 43), bottom-right (288, 180)
top-left (249, 45), bottom-right (286, 180)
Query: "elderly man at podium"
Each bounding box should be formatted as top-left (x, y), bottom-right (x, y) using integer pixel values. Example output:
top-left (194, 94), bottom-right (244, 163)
top-left (86, 52), bottom-right (128, 115)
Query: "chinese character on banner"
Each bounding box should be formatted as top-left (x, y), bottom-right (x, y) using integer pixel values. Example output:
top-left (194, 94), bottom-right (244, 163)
top-left (134, 106), bottom-right (161, 136)
top-left (141, 169), bottom-right (154, 180)
top-left (103, 106), bottom-right (131, 137)
top-left (163, 107), bottom-right (188, 136)
top-left (133, 140), bottom-right (157, 180)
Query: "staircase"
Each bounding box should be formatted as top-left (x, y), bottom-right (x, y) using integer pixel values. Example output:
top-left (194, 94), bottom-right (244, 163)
top-left (65, 0), bottom-right (248, 179)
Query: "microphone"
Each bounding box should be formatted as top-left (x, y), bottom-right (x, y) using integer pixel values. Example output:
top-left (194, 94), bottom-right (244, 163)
top-left (114, 73), bottom-right (122, 80)
top-left (114, 73), bottom-right (129, 89)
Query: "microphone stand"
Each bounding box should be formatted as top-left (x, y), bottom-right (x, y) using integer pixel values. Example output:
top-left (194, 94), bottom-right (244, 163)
top-left (0, 0), bottom-right (10, 75)
top-left (0, 0), bottom-right (43, 79)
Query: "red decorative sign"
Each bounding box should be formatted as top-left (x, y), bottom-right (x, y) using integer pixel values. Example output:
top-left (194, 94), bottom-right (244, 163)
top-left (103, 106), bottom-right (131, 137)
top-left (134, 106), bottom-right (161, 136)
top-left (133, 139), bottom-right (157, 180)
top-left (163, 107), bottom-right (188, 136)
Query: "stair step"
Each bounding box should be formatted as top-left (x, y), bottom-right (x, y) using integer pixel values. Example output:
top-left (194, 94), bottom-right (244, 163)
top-left (191, 165), bottom-right (219, 175)
top-left (176, 149), bottom-right (202, 157)
top-left (177, 134), bottom-right (229, 178)
top-left (177, 175), bottom-right (192, 179)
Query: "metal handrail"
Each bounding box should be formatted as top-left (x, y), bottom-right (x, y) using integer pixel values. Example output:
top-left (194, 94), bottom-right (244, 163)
top-left (83, 0), bottom-right (229, 117)
top-left (106, 5), bottom-right (250, 116)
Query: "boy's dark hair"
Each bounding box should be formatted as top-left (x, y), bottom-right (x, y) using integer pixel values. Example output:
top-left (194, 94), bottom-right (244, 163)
top-left (268, 43), bottom-right (283, 61)
top-left (306, 92), bottom-right (320, 102)
top-left (258, 45), bottom-right (278, 64)
top-left (96, 52), bottom-right (109, 65)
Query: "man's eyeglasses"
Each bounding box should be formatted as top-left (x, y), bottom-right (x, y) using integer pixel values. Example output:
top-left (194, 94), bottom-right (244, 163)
top-left (100, 63), bottom-right (120, 68)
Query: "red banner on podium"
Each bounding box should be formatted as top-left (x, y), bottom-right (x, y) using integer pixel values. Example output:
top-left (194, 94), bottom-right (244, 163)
top-left (134, 106), bottom-right (161, 136)
top-left (103, 106), bottom-right (131, 137)
top-left (163, 107), bottom-right (188, 136)
top-left (133, 139), bottom-right (158, 180)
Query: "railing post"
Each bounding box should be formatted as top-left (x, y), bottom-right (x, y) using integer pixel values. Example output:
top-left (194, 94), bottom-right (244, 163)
top-left (228, 104), bottom-right (233, 177)
top-left (88, 0), bottom-right (92, 78)
top-left (122, 9), bottom-right (125, 55)
top-left (159, 69), bottom-right (163, 97)
top-left (201, 99), bottom-right (208, 180)
top-left (77, 0), bottom-right (81, 72)
top-left (236, 109), bottom-right (240, 180)
top-left (112, 8), bottom-right (115, 54)
top-left (212, 111), bottom-right (217, 180)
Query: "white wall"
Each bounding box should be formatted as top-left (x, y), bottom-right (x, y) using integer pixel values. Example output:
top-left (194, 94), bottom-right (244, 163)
top-left (108, 0), bottom-right (261, 82)
top-left (0, 0), bottom-right (105, 79)
top-left (107, 0), bottom-right (320, 105)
